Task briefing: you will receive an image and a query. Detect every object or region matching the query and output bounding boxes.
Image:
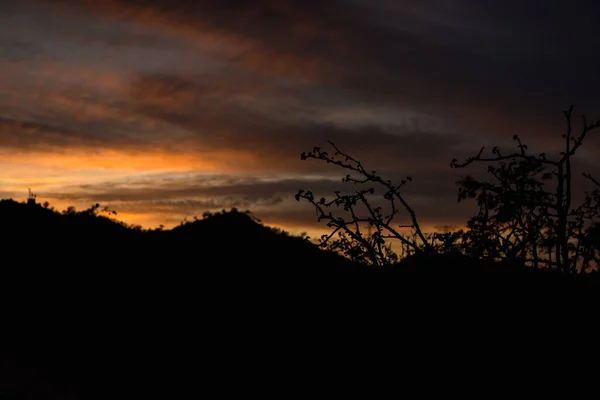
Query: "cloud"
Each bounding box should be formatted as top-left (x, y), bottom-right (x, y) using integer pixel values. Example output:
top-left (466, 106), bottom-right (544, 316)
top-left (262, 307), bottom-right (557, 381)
top-left (33, 166), bottom-right (476, 231)
top-left (17, 1), bottom-right (600, 153)
top-left (44, 174), bottom-right (316, 202)
top-left (41, 1), bottom-right (600, 107)
top-left (0, 116), bottom-right (114, 150)
top-left (127, 71), bottom-right (474, 173)
top-left (2, 0), bottom-right (600, 233)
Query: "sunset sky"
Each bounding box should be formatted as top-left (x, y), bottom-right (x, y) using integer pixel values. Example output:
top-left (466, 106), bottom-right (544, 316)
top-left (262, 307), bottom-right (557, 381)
top-left (2, 0), bottom-right (600, 236)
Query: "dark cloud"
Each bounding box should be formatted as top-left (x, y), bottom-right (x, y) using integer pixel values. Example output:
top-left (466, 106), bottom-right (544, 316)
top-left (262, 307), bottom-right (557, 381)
top-left (128, 72), bottom-right (473, 173)
top-left (45, 175), bottom-right (324, 202)
top-left (0, 116), bottom-right (115, 150)
top-left (42, 0), bottom-right (600, 113)
top-left (2, 0), bottom-right (600, 231)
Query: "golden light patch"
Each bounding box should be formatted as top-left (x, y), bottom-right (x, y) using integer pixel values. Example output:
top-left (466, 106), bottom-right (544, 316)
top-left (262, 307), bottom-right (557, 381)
top-left (0, 148), bottom-right (263, 175)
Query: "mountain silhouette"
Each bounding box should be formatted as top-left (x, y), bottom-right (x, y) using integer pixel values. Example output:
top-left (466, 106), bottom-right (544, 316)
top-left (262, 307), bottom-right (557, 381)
top-left (0, 199), bottom-right (358, 274)
top-left (0, 199), bottom-right (365, 400)
top-left (1, 198), bottom-right (598, 400)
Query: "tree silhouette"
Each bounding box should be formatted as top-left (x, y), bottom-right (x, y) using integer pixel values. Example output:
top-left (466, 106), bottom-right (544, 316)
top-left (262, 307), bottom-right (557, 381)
top-left (297, 106), bottom-right (600, 274)
top-left (451, 105), bottom-right (600, 274)
top-left (295, 141), bottom-right (432, 267)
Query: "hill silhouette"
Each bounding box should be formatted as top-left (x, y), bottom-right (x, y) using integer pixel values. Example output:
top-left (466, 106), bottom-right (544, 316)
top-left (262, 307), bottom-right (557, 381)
top-left (4, 197), bottom-right (595, 281)
top-left (1, 197), bottom-right (599, 400)
top-left (3, 197), bottom-right (599, 293)
top-left (0, 198), bottom-right (365, 400)
top-left (0, 198), bottom-right (357, 274)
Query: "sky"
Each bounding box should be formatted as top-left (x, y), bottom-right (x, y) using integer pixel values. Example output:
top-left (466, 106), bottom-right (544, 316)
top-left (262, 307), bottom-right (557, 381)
top-left (2, 0), bottom-right (600, 236)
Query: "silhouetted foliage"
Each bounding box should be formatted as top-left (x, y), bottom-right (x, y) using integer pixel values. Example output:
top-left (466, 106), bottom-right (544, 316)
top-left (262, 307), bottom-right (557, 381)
top-left (296, 141), bottom-right (432, 266)
top-left (299, 105), bottom-right (600, 275)
top-left (451, 105), bottom-right (600, 274)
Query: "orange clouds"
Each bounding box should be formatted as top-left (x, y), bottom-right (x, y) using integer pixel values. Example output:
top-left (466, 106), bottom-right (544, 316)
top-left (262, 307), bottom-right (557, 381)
top-left (0, 148), bottom-right (264, 178)
top-left (4, 0), bottom-right (599, 239)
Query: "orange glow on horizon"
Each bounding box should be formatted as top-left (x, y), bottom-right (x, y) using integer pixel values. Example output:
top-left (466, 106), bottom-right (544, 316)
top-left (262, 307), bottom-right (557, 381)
top-left (0, 148), bottom-right (263, 174)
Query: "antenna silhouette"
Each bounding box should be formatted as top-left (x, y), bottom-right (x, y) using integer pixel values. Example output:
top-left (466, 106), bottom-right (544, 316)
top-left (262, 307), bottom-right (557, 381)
top-left (28, 188), bottom-right (36, 205)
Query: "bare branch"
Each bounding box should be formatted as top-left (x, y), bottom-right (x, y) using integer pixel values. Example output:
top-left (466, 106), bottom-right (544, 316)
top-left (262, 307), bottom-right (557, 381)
top-left (297, 141), bottom-right (433, 264)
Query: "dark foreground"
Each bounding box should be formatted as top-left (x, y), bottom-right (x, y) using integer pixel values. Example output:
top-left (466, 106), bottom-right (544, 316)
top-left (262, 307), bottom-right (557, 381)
top-left (1, 199), bottom-right (598, 398)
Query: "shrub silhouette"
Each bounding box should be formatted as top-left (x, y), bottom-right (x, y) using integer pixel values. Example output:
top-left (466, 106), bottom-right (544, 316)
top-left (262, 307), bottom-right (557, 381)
top-left (296, 141), bottom-right (432, 267)
top-left (451, 105), bottom-right (600, 274)
top-left (297, 105), bottom-right (600, 274)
